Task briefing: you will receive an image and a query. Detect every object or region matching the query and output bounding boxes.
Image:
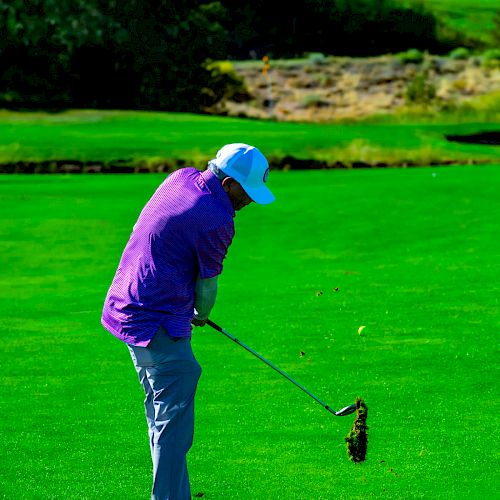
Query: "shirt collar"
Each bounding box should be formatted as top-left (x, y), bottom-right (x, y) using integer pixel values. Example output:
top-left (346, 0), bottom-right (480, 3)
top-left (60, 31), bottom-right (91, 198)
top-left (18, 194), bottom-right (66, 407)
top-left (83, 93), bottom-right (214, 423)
top-left (199, 168), bottom-right (235, 218)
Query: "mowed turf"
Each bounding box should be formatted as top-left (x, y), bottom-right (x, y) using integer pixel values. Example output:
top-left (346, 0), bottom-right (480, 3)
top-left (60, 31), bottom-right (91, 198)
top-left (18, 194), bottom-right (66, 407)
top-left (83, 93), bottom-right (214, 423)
top-left (0, 166), bottom-right (499, 499)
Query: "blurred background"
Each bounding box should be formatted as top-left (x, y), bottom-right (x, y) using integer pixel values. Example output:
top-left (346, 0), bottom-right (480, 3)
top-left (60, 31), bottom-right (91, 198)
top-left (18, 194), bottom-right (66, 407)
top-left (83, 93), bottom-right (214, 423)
top-left (1, 0), bottom-right (499, 117)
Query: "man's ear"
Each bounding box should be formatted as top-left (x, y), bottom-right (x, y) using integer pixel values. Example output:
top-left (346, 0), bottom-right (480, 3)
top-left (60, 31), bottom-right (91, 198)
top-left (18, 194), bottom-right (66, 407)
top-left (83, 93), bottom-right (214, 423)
top-left (221, 177), bottom-right (233, 192)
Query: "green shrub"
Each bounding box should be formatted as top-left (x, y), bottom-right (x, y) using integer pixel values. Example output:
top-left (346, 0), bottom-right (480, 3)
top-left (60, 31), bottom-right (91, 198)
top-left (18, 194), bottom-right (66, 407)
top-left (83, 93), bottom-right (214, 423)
top-left (481, 49), bottom-right (500, 68)
top-left (201, 60), bottom-right (251, 110)
top-left (301, 94), bottom-right (324, 108)
top-left (307, 52), bottom-right (326, 64)
top-left (449, 47), bottom-right (470, 60)
top-left (405, 71), bottom-right (436, 105)
top-left (398, 49), bottom-right (424, 64)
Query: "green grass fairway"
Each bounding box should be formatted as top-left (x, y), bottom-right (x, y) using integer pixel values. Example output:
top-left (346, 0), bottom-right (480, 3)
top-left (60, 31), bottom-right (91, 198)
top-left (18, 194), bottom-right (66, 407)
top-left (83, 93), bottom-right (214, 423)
top-left (0, 109), bottom-right (499, 168)
top-left (1, 167), bottom-right (499, 498)
top-left (403, 0), bottom-right (499, 45)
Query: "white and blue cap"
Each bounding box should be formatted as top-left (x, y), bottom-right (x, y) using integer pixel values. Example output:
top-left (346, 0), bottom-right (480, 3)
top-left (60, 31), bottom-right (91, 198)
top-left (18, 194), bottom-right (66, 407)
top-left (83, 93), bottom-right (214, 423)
top-left (212, 143), bottom-right (275, 205)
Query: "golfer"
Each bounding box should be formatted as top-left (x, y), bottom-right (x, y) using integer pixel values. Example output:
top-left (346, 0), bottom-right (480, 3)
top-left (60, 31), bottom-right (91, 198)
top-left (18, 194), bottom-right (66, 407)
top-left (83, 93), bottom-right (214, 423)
top-left (101, 144), bottom-right (274, 500)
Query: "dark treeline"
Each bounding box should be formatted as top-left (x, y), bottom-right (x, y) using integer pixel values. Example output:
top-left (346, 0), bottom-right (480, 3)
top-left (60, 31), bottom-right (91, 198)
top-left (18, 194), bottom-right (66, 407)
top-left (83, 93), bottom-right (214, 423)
top-left (0, 0), bottom-right (463, 112)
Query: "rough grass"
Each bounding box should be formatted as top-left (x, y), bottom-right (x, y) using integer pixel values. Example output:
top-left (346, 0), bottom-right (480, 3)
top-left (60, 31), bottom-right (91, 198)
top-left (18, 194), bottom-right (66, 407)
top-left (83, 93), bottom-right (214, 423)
top-left (0, 109), bottom-right (499, 168)
top-left (0, 167), bottom-right (498, 498)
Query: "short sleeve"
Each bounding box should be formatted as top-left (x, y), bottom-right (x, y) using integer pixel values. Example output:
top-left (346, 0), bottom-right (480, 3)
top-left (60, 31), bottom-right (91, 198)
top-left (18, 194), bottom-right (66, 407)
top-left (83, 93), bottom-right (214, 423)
top-left (196, 223), bottom-right (234, 279)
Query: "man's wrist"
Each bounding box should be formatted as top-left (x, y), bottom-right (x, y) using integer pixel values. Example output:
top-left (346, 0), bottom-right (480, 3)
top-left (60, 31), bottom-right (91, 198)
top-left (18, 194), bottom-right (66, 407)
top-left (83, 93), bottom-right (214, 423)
top-left (192, 316), bottom-right (207, 327)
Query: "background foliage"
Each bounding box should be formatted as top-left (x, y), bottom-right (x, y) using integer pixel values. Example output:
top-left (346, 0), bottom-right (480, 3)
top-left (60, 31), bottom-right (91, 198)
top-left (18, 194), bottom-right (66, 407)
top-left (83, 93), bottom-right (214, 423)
top-left (0, 0), bottom-right (227, 110)
top-left (2, 0), bottom-right (494, 112)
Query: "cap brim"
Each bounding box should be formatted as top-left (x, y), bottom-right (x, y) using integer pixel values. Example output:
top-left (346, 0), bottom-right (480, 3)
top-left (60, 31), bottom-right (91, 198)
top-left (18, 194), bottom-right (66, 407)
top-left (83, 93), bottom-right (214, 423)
top-left (242, 184), bottom-right (275, 205)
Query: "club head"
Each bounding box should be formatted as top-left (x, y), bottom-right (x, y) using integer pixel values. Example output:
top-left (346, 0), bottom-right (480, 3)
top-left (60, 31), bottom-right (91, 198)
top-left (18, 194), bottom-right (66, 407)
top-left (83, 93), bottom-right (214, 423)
top-left (335, 404), bottom-right (357, 416)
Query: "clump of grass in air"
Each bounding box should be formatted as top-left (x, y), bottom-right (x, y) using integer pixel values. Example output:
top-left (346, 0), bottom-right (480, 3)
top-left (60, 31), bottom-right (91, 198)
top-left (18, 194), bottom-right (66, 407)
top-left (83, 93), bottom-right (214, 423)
top-left (345, 397), bottom-right (368, 463)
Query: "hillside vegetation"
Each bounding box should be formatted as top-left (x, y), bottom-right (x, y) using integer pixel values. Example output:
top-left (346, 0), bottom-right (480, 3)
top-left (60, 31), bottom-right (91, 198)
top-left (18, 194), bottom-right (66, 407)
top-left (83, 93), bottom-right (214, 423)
top-left (403, 0), bottom-right (500, 46)
top-left (210, 52), bottom-right (500, 121)
top-left (2, 0), bottom-right (498, 113)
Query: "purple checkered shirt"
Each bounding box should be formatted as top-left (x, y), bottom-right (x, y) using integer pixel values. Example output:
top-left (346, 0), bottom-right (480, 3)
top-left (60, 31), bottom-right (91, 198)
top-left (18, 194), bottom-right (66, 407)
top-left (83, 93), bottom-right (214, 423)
top-left (101, 168), bottom-right (235, 346)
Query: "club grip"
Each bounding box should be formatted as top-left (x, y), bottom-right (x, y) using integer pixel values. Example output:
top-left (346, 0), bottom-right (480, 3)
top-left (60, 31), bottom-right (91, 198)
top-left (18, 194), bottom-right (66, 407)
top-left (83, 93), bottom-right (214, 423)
top-left (206, 318), bottom-right (222, 332)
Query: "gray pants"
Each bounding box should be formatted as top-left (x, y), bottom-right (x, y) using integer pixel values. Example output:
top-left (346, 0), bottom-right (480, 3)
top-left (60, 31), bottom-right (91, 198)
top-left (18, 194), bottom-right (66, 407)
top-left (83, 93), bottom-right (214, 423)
top-left (128, 327), bottom-right (202, 500)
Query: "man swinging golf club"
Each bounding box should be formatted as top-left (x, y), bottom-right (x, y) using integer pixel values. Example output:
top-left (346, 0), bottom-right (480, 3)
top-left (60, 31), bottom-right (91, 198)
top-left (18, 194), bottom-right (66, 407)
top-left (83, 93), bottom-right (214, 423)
top-left (101, 144), bottom-right (274, 500)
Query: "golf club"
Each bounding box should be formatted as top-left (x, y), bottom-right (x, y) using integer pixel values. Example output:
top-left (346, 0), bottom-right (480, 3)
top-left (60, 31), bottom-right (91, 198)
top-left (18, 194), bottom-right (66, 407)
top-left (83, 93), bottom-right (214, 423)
top-left (206, 319), bottom-right (356, 417)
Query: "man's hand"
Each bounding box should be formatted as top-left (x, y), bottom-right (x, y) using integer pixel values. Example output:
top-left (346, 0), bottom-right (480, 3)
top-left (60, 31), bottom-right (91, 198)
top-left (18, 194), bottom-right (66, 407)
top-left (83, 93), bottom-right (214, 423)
top-left (192, 317), bottom-right (207, 327)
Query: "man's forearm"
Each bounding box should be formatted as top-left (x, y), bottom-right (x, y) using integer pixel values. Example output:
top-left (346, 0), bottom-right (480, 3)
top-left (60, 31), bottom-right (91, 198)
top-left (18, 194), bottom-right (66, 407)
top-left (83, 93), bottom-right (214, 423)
top-left (194, 275), bottom-right (218, 320)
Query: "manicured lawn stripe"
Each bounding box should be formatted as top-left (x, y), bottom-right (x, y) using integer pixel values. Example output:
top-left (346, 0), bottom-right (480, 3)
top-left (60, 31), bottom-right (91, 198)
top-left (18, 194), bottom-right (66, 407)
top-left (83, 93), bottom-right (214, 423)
top-left (1, 167), bottom-right (498, 498)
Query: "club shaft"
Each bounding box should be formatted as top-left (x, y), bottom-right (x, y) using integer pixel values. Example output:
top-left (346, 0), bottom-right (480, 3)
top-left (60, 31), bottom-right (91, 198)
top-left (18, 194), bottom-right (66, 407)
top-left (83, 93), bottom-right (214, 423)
top-left (206, 319), bottom-right (337, 415)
